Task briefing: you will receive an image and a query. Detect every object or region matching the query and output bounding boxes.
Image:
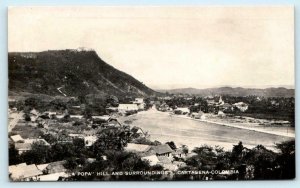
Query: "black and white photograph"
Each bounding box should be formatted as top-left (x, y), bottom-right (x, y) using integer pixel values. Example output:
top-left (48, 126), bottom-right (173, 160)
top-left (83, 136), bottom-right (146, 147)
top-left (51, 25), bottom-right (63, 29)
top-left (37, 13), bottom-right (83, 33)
top-left (8, 6), bottom-right (295, 181)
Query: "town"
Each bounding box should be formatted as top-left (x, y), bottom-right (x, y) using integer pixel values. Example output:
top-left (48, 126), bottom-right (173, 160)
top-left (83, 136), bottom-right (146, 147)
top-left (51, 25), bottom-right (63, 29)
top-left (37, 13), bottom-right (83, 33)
top-left (8, 93), bottom-right (295, 181)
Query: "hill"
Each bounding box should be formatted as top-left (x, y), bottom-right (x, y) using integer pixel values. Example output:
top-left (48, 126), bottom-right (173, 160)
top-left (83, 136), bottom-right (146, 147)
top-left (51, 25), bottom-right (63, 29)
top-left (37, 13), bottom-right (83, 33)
top-left (160, 87), bottom-right (294, 98)
top-left (8, 49), bottom-right (156, 99)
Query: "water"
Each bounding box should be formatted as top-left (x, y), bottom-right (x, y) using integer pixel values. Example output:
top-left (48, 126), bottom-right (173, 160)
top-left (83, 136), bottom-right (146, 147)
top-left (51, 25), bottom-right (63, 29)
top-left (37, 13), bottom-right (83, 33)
top-left (120, 109), bottom-right (293, 151)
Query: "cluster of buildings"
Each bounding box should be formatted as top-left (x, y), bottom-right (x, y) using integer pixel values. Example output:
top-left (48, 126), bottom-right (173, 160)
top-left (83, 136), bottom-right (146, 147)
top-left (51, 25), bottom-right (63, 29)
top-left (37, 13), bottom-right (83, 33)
top-left (9, 160), bottom-right (69, 181)
top-left (107, 98), bottom-right (146, 114)
top-left (157, 96), bottom-right (249, 118)
top-left (124, 143), bottom-right (188, 171)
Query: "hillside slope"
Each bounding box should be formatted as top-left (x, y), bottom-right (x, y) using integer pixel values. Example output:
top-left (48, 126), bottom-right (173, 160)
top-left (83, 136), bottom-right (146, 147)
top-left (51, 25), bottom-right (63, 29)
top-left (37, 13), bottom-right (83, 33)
top-left (8, 49), bottom-right (156, 98)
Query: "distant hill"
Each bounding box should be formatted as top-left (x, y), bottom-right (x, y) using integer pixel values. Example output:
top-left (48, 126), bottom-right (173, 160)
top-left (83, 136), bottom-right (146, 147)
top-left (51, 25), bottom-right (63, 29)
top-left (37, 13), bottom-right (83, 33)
top-left (159, 87), bottom-right (294, 98)
top-left (8, 49), bottom-right (157, 98)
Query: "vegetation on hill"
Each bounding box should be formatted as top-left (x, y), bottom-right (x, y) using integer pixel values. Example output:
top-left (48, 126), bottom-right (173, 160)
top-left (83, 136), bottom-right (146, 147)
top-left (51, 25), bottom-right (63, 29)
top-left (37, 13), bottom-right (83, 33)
top-left (9, 49), bottom-right (156, 98)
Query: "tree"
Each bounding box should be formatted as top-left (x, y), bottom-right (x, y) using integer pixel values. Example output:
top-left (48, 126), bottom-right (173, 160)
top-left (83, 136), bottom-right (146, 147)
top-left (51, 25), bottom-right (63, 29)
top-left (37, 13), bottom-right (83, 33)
top-left (9, 143), bottom-right (21, 165)
top-left (231, 141), bottom-right (244, 163)
top-left (20, 141), bottom-right (51, 164)
top-left (106, 95), bottom-right (119, 107)
top-left (24, 113), bottom-right (31, 121)
top-left (93, 127), bottom-right (131, 151)
top-left (274, 140), bottom-right (295, 179)
top-left (166, 141), bottom-right (177, 150)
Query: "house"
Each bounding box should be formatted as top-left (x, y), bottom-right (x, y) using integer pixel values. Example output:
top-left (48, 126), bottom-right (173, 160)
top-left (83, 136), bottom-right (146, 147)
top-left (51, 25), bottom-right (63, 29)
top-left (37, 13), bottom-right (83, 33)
top-left (44, 161), bottom-right (67, 174)
top-left (147, 144), bottom-right (173, 158)
top-left (14, 143), bottom-right (32, 154)
top-left (158, 103), bottom-right (170, 112)
top-left (207, 99), bottom-right (216, 106)
top-left (37, 163), bottom-right (49, 172)
top-left (172, 147), bottom-right (187, 158)
top-left (82, 129), bottom-right (98, 136)
top-left (92, 116), bottom-right (122, 128)
top-left (69, 105), bottom-right (82, 115)
top-left (38, 172), bottom-right (68, 181)
top-left (133, 98), bottom-right (145, 110)
top-left (118, 104), bottom-right (138, 113)
top-left (84, 135), bottom-right (98, 147)
top-left (68, 133), bottom-right (84, 139)
top-left (106, 106), bottom-right (118, 112)
top-left (174, 108), bottom-right (190, 115)
top-left (92, 115), bottom-right (110, 121)
top-left (141, 155), bottom-right (160, 166)
top-left (217, 111), bottom-right (226, 117)
top-left (86, 158), bottom-right (97, 163)
top-left (9, 163), bottom-right (43, 181)
top-left (101, 118), bottom-right (122, 128)
top-left (44, 111), bottom-right (57, 116)
top-left (233, 102), bottom-right (249, 112)
top-left (10, 134), bottom-right (24, 143)
top-left (218, 96), bottom-right (225, 105)
top-left (131, 126), bottom-right (147, 138)
top-left (29, 109), bottom-right (40, 122)
top-left (219, 103), bottom-right (234, 112)
top-left (70, 115), bottom-right (83, 119)
top-left (8, 98), bottom-right (17, 107)
top-left (190, 111), bottom-right (206, 120)
top-left (124, 143), bottom-right (150, 153)
top-left (14, 139), bottom-right (50, 154)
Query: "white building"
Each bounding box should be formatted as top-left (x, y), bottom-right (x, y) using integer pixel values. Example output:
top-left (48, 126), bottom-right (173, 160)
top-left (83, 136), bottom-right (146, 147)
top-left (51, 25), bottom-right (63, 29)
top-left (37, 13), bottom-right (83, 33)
top-left (118, 104), bottom-right (138, 112)
top-left (84, 136), bottom-right (98, 147)
top-left (133, 98), bottom-right (145, 110)
top-left (233, 102), bottom-right (249, 112)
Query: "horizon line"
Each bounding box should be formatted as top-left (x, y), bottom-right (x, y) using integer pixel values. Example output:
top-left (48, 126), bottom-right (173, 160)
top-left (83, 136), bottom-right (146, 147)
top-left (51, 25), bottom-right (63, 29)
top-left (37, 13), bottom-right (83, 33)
top-left (152, 85), bottom-right (295, 91)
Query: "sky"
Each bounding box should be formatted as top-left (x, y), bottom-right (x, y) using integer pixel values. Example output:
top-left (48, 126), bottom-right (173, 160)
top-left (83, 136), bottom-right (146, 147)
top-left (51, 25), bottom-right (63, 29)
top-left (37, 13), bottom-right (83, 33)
top-left (8, 6), bottom-right (294, 89)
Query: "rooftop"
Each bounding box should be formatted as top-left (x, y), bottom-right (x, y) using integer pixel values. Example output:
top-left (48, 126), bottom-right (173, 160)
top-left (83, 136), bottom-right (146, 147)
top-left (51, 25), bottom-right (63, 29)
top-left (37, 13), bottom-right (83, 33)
top-left (9, 163), bottom-right (43, 180)
top-left (150, 144), bottom-right (173, 155)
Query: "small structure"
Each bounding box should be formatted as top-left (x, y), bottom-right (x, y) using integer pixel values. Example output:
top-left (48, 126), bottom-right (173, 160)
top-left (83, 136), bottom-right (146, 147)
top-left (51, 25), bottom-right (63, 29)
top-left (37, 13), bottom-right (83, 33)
top-left (44, 161), bottom-right (67, 174)
top-left (217, 111), bottom-right (226, 117)
top-left (9, 163), bottom-right (43, 181)
top-left (10, 135), bottom-right (24, 143)
top-left (219, 103), bottom-right (234, 112)
top-left (174, 108), bottom-right (190, 115)
top-left (14, 139), bottom-right (50, 154)
top-left (133, 98), bottom-right (145, 110)
top-left (86, 158), bottom-right (97, 163)
top-left (100, 118), bottom-right (122, 128)
top-left (70, 115), bottom-right (83, 119)
top-left (118, 104), bottom-right (138, 113)
top-left (131, 127), bottom-right (147, 138)
top-left (84, 135), bottom-right (98, 147)
top-left (29, 109), bottom-right (39, 122)
top-left (37, 163), bottom-right (49, 172)
top-left (233, 102), bottom-right (249, 112)
top-left (147, 144), bottom-right (173, 158)
top-left (190, 111), bottom-right (206, 120)
top-left (92, 115), bottom-right (110, 121)
top-left (172, 147), bottom-right (187, 158)
top-left (38, 172), bottom-right (68, 181)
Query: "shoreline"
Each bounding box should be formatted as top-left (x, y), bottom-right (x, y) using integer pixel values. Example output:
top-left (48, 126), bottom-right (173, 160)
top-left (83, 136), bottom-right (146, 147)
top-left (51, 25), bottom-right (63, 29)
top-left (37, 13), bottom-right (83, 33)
top-left (168, 113), bottom-right (295, 138)
top-left (123, 109), bottom-right (294, 151)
